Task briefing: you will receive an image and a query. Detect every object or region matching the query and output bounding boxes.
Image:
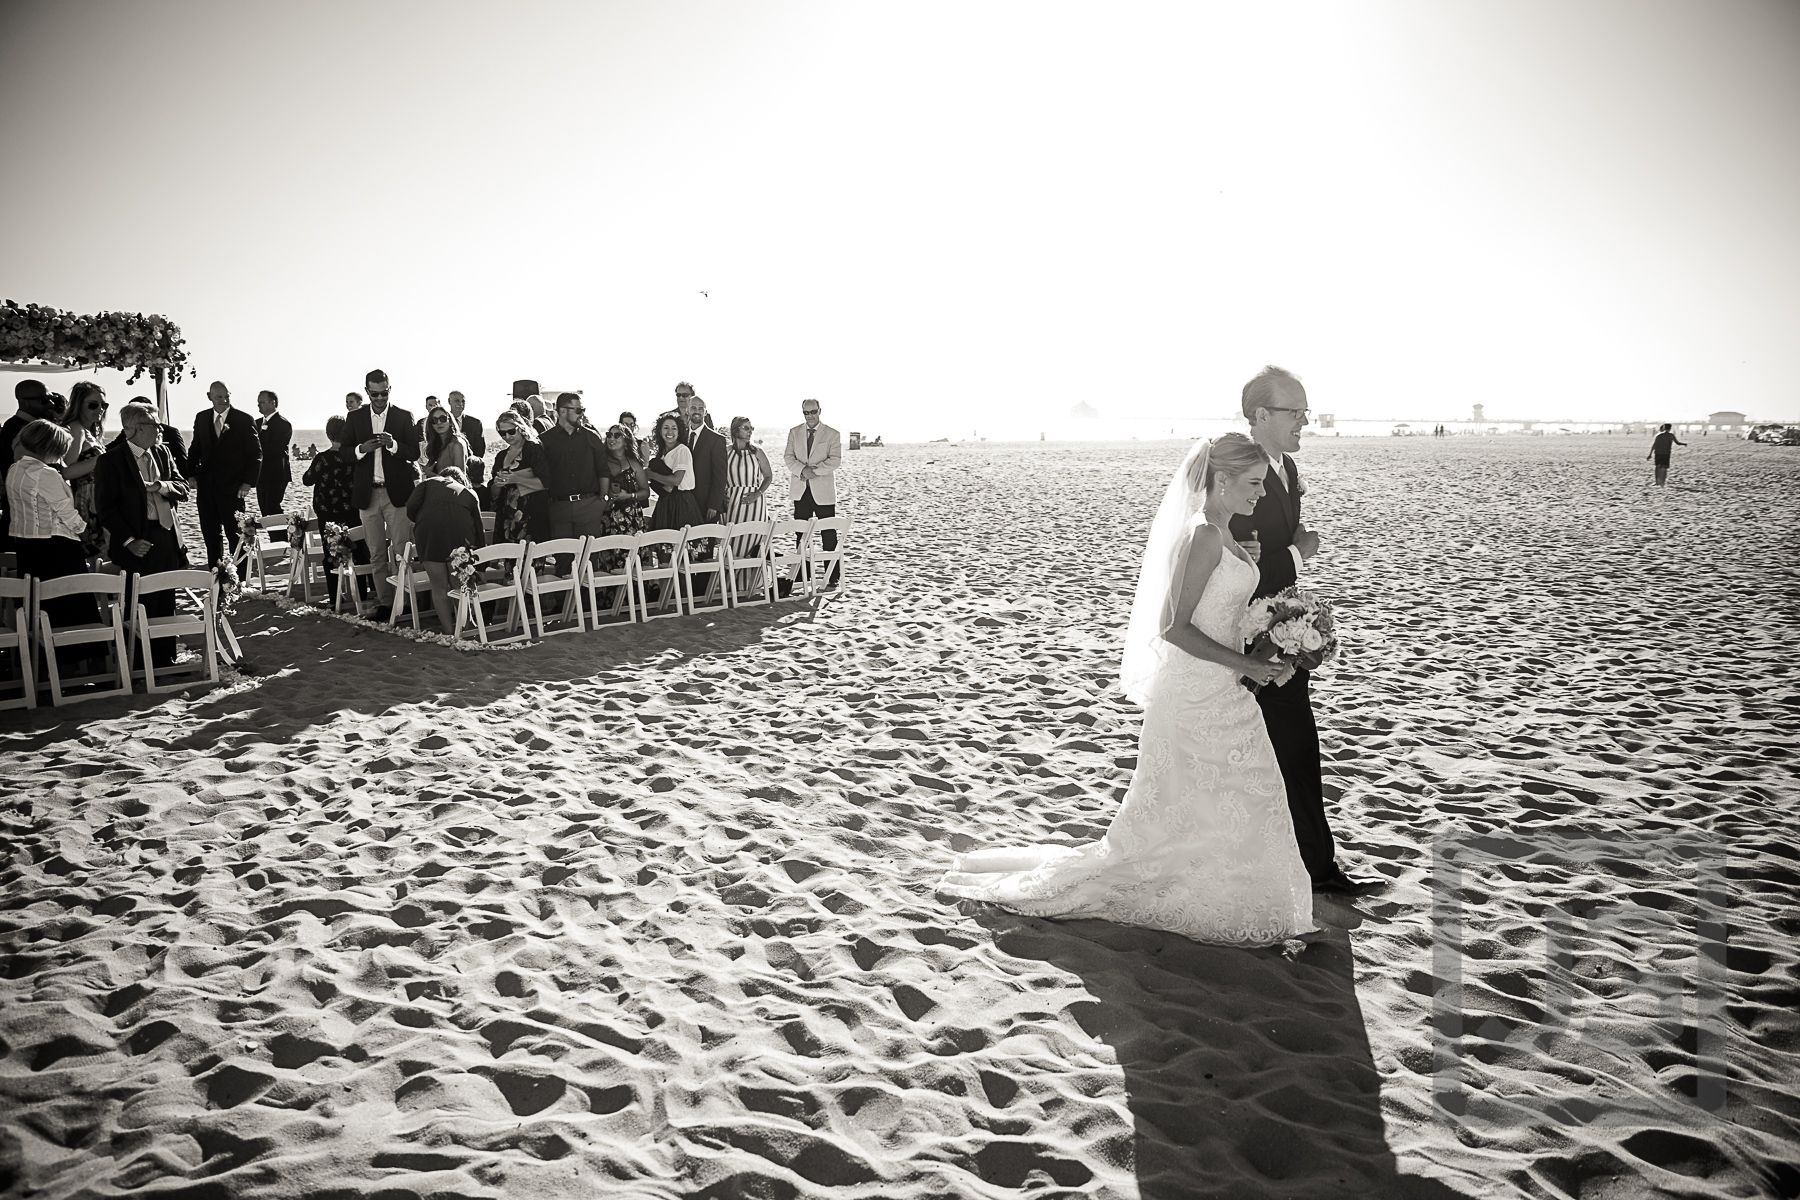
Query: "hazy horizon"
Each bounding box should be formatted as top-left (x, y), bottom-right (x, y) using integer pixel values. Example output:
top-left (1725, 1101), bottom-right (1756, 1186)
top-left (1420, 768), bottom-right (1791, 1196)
top-left (4, 1), bottom-right (1796, 437)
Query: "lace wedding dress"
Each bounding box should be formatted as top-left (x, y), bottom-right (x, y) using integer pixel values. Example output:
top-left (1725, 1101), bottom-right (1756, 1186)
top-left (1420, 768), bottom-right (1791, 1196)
top-left (939, 543), bottom-right (1314, 946)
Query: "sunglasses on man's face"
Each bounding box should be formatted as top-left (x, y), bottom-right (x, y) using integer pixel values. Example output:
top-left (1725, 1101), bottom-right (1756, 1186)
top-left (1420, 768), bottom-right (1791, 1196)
top-left (368, 389), bottom-right (390, 399)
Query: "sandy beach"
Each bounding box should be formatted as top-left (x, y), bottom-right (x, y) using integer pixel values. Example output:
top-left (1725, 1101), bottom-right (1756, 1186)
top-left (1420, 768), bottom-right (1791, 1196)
top-left (1, 435), bottom-right (1795, 1199)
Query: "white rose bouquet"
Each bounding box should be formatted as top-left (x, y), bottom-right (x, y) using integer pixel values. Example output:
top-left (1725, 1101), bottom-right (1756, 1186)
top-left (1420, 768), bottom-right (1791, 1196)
top-left (447, 546), bottom-right (479, 600)
top-left (1241, 585), bottom-right (1340, 688)
top-left (321, 522), bottom-right (352, 570)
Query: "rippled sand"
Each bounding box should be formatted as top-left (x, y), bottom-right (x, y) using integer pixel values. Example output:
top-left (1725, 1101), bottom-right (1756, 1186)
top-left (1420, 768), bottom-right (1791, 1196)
top-left (2, 435), bottom-right (1795, 1199)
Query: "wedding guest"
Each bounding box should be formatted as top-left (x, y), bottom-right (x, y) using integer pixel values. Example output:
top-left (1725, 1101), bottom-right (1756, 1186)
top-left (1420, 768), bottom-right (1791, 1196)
top-left (97, 404), bottom-right (189, 668)
top-left (61, 382), bottom-right (109, 561)
top-left (526, 394), bottom-right (553, 434)
top-left (6, 420), bottom-right (100, 669)
top-left (448, 391), bottom-right (485, 486)
top-left (1648, 423), bottom-right (1686, 486)
top-left (345, 391), bottom-right (364, 413)
top-left (424, 406), bottom-right (471, 477)
top-left (596, 423), bottom-right (649, 573)
top-left (302, 415), bottom-right (367, 606)
top-left (404, 464), bottom-right (485, 633)
top-left (118, 396), bottom-right (192, 482)
top-left (785, 398), bottom-right (843, 572)
top-left (538, 394), bottom-right (610, 550)
top-left (724, 416), bottom-right (771, 526)
top-left (2, 380), bottom-right (59, 545)
top-left (490, 412), bottom-right (550, 544)
top-left (346, 368), bottom-right (421, 621)
top-left (619, 411), bottom-right (651, 463)
top-left (678, 391), bottom-right (727, 527)
top-left (413, 395), bottom-right (442, 446)
top-left (255, 390), bottom-right (293, 516)
top-left (647, 412), bottom-right (699, 532)
top-left (189, 380), bottom-right (263, 567)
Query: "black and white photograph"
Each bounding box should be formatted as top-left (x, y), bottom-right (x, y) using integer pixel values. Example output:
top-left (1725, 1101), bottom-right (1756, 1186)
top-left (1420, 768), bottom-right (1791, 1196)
top-left (2, 3), bottom-right (1797, 1197)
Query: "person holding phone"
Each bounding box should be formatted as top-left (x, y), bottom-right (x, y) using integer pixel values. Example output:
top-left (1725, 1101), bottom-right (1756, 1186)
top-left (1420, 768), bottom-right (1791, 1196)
top-left (346, 368), bottom-right (421, 621)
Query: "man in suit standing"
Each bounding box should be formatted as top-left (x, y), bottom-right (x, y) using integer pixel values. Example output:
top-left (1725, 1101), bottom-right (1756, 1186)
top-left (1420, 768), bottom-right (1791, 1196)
top-left (1228, 365), bottom-right (1371, 896)
top-left (677, 386), bottom-right (728, 524)
top-left (345, 368), bottom-right (419, 619)
top-left (448, 391), bottom-right (485, 488)
top-left (254, 390), bottom-right (293, 516)
top-left (189, 380), bottom-right (262, 566)
top-left (784, 398), bottom-right (843, 576)
top-left (98, 403), bottom-right (190, 668)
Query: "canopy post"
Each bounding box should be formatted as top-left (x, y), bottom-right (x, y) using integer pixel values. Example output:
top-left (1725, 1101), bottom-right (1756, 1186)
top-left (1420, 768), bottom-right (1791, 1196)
top-left (155, 367), bottom-right (169, 426)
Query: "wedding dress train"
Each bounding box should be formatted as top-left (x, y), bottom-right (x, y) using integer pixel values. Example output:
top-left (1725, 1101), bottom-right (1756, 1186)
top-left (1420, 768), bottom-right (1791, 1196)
top-left (940, 547), bottom-right (1314, 946)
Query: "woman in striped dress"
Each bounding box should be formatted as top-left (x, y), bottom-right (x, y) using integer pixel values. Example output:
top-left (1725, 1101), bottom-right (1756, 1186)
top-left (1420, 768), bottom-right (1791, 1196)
top-left (723, 416), bottom-right (773, 592)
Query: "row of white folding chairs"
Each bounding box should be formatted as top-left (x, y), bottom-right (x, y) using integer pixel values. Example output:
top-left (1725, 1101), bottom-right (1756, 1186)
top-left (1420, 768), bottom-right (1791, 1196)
top-left (0, 570), bottom-right (234, 708)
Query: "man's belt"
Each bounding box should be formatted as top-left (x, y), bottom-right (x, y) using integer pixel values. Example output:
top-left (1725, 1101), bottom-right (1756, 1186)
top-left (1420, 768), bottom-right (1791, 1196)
top-left (557, 492), bottom-right (598, 502)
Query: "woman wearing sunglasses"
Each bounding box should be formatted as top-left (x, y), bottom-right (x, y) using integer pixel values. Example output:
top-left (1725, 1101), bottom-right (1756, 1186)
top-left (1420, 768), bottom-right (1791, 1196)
top-left (424, 406), bottom-right (471, 479)
top-left (61, 381), bottom-right (111, 562)
top-left (489, 413), bottom-right (549, 544)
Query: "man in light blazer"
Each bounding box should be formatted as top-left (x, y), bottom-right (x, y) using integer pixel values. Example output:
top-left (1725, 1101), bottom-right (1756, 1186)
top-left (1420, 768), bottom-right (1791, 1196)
top-left (784, 398), bottom-right (843, 573)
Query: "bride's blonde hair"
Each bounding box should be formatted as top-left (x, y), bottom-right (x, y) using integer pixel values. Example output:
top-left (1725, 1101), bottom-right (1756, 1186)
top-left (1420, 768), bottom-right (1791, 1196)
top-left (1185, 432), bottom-right (1264, 494)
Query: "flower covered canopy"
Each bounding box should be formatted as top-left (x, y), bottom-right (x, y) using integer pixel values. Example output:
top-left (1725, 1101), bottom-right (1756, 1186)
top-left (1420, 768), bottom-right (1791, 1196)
top-left (0, 299), bottom-right (195, 384)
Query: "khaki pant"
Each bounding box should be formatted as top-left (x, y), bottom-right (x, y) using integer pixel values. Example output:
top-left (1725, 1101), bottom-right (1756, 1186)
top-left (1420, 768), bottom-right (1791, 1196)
top-left (360, 486), bottom-right (415, 603)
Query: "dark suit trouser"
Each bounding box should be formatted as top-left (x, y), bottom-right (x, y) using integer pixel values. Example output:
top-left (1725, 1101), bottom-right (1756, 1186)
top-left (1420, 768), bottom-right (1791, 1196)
top-left (1255, 668), bottom-right (1339, 882)
top-left (114, 526), bottom-right (184, 667)
top-left (257, 481), bottom-right (289, 517)
top-left (196, 484), bottom-right (244, 566)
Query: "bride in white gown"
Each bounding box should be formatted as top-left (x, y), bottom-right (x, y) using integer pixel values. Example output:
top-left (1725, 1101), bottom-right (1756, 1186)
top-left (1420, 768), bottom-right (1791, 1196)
top-left (939, 433), bottom-right (1315, 946)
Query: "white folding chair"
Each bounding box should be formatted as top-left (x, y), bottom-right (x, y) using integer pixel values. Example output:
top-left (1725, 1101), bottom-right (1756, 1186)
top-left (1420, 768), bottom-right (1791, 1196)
top-left (578, 534), bottom-right (638, 627)
top-left (331, 526), bottom-right (383, 617)
top-left (387, 542), bottom-right (437, 629)
top-left (632, 529), bottom-right (686, 621)
top-left (807, 516), bottom-right (850, 598)
top-left (33, 574), bottom-right (131, 706)
top-left (0, 577), bottom-right (35, 710)
top-left (522, 537), bottom-right (586, 636)
top-left (291, 526), bottom-right (330, 603)
top-left (128, 569), bottom-right (220, 693)
top-left (480, 511), bottom-right (496, 539)
top-left (237, 513), bottom-right (297, 595)
top-left (677, 522), bottom-right (731, 614)
top-left (454, 541), bottom-right (531, 644)
top-left (769, 517), bottom-right (812, 601)
top-left (723, 520), bottom-right (773, 607)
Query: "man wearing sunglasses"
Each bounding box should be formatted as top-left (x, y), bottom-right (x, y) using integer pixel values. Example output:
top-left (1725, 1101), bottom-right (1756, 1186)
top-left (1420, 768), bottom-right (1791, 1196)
top-left (254, 390), bottom-right (293, 517)
top-left (345, 369), bottom-right (421, 619)
top-left (189, 380), bottom-right (263, 567)
top-left (1229, 365), bottom-right (1373, 898)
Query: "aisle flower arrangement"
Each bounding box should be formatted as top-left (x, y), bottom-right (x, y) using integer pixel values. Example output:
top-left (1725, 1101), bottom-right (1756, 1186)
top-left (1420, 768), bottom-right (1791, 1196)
top-left (0, 300), bottom-right (195, 383)
top-left (447, 546), bottom-right (479, 600)
top-left (268, 595), bottom-right (532, 653)
top-left (321, 522), bottom-right (352, 570)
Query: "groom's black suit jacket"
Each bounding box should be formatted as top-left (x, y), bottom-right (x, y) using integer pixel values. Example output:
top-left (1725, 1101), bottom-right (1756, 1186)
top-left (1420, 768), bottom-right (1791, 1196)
top-left (1228, 454), bottom-right (1303, 600)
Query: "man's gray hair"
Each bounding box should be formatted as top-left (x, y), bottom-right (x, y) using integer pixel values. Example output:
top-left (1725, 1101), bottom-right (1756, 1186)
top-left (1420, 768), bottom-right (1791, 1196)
top-left (119, 402), bottom-right (158, 429)
top-left (1241, 365), bottom-right (1304, 422)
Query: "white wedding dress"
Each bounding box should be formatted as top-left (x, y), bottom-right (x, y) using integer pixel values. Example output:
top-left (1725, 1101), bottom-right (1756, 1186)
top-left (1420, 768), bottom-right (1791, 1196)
top-left (940, 542), bottom-right (1315, 946)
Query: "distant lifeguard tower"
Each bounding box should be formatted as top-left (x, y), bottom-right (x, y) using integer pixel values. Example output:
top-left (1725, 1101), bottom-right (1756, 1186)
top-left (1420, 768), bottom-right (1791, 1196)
top-left (1471, 404), bottom-right (1485, 423)
top-left (1706, 410), bottom-right (1748, 436)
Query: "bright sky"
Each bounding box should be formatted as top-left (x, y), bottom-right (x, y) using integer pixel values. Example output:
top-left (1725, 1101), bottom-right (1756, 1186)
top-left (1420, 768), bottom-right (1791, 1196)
top-left (2, 0), bottom-right (1796, 439)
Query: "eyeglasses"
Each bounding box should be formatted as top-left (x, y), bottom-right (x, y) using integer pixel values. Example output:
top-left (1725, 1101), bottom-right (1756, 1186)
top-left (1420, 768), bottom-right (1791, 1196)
top-left (368, 389), bottom-right (390, 399)
top-left (432, 416), bottom-right (451, 424)
top-left (84, 402), bottom-right (105, 412)
top-left (1265, 406), bottom-right (1309, 418)
top-left (499, 427), bottom-right (520, 437)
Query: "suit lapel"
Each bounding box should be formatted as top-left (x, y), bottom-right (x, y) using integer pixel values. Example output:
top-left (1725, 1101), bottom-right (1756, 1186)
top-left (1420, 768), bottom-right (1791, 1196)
top-left (1266, 460), bottom-right (1298, 533)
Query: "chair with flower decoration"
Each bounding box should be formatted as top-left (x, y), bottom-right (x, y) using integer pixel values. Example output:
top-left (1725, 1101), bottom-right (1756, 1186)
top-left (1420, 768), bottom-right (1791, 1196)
top-left (453, 541), bottom-right (531, 644)
top-left (330, 526), bottom-right (383, 618)
top-left (236, 512), bottom-right (298, 596)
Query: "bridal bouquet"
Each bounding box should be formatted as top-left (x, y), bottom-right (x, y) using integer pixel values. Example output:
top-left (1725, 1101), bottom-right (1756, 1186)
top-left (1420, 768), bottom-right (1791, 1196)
top-left (447, 546), bottom-right (479, 600)
top-left (1243, 586), bottom-right (1340, 672)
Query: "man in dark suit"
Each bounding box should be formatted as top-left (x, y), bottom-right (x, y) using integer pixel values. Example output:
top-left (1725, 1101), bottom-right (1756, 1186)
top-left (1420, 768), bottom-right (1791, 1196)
top-left (189, 380), bottom-right (262, 566)
top-left (1228, 365), bottom-right (1371, 896)
top-left (98, 403), bottom-right (190, 667)
top-left (345, 368), bottom-right (419, 618)
top-left (447, 390), bottom-right (485, 486)
top-left (677, 386), bottom-right (728, 523)
top-left (254, 390), bottom-right (293, 516)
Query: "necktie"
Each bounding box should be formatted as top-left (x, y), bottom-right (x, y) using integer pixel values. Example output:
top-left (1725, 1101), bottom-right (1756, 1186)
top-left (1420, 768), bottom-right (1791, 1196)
top-left (142, 448), bottom-right (174, 529)
top-left (806, 428), bottom-right (815, 456)
top-left (215, 411), bottom-right (227, 439)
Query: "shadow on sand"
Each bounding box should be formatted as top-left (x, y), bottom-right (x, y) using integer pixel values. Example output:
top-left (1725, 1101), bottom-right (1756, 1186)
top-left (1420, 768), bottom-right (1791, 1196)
top-left (967, 906), bottom-right (1473, 1200)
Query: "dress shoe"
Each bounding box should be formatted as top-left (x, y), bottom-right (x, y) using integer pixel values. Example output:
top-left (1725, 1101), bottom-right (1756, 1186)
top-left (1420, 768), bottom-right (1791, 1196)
top-left (1313, 872), bottom-right (1381, 896)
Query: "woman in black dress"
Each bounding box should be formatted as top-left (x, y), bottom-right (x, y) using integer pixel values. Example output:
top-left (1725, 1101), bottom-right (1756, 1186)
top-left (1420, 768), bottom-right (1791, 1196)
top-left (404, 466), bottom-right (485, 633)
top-left (490, 413), bottom-right (549, 545)
top-left (646, 412), bottom-right (699, 534)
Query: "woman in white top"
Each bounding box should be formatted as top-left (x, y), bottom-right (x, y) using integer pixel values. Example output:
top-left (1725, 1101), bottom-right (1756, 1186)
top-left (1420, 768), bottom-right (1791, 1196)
top-left (5, 419), bottom-right (102, 650)
top-left (646, 412), bottom-right (700, 532)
